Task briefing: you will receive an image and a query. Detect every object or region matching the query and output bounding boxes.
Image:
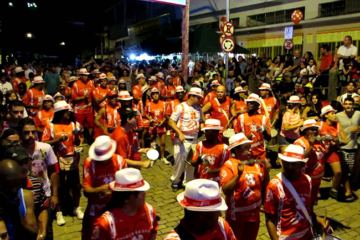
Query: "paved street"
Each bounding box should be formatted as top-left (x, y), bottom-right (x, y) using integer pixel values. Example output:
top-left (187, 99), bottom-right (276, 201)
top-left (54, 136), bottom-right (360, 239)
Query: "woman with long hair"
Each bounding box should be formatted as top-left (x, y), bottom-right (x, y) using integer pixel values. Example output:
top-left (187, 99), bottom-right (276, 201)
top-left (41, 101), bottom-right (83, 225)
top-left (302, 93), bottom-right (322, 120)
top-left (120, 69), bottom-right (132, 92)
top-left (268, 55), bottom-right (285, 81)
top-left (304, 51), bottom-right (314, 63)
top-left (300, 96), bottom-right (309, 115)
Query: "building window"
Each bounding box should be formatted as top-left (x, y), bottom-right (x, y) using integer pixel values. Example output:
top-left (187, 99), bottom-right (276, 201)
top-left (247, 7), bottom-right (305, 27)
top-left (319, 0), bottom-right (360, 18)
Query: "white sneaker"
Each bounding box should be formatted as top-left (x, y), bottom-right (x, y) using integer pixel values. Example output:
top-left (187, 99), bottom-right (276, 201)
top-left (74, 207), bottom-right (84, 220)
top-left (161, 158), bottom-right (170, 165)
top-left (56, 212), bottom-right (66, 226)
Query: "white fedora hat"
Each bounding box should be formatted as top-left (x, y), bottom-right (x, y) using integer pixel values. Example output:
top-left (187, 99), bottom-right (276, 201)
top-left (320, 105), bottom-right (337, 117)
top-left (287, 95), bottom-right (301, 104)
top-left (109, 168), bottom-right (150, 192)
top-left (109, 76), bottom-right (117, 82)
top-left (175, 86), bottom-right (185, 93)
top-left (156, 72), bottom-right (164, 79)
top-left (192, 81), bottom-right (201, 88)
top-left (79, 68), bottom-right (90, 75)
top-left (211, 80), bottom-right (220, 86)
top-left (150, 87), bottom-right (160, 94)
top-left (43, 95), bottom-right (54, 103)
top-left (177, 179), bottom-right (227, 211)
top-left (89, 135), bottom-right (117, 161)
top-left (93, 69), bottom-right (100, 74)
top-left (228, 133), bottom-right (252, 150)
top-left (166, 75), bottom-right (174, 81)
top-left (69, 76), bottom-right (78, 82)
top-left (259, 83), bottom-right (271, 91)
top-left (141, 86), bottom-right (151, 94)
top-left (245, 93), bottom-right (261, 105)
top-left (202, 119), bottom-right (223, 131)
top-left (300, 119), bottom-right (320, 131)
top-left (53, 92), bottom-right (65, 101)
top-left (119, 79), bottom-right (126, 84)
top-left (136, 74), bottom-right (146, 79)
top-left (98, 73), bottom-right (107, 80)
top-left (234, 86), bottom-right (246, 94)
top-left (53, 100), bottom-right (71, 113)
top-left (118, 91), bottom-right (133, 100)
top-left (15, 67), bottom-right (24, 73)
top-left (33, 76), bottom-right (45, 84)
top-left (149, 76), bottom-right (157, 82)
top-left (278, 144), bottom-right (308, 163)
top-left (188, 87), bottom-right (203, 98)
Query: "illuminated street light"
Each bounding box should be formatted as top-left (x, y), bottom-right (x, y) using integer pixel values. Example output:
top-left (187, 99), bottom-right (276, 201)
top-left (60, 42), bottom-right (65, 46)
top-left (26, 33), bottom-right (32, 38)
top-left (9, 2), bottom-right (13, 7)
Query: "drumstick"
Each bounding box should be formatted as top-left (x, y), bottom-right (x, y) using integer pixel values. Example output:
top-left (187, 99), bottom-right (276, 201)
top-left (259, 98), bottom-right (270, 120)
top-left (323, 209), bottom-right (327, 239)
top-left (224, 115), bottom-right (236, 129)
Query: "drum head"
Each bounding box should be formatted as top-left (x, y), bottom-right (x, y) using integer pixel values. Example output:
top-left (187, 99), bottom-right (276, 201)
top-left (147, 149), bottom-right (159, 161)
top-left (271, 128), bottom-right (278, 137)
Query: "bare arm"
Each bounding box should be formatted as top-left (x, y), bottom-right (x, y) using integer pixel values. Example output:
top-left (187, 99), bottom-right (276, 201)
top-left (201, 102), bottom-right (212, 114)
top-left (48, 166), bottom-right (59, 210)
top-left (22, 189), bottom-right (39, 236)
top-left (266, 213), bottom-right (279, 240)
top-left (94, 108), bottom-right (108, 134)
top-left (222, 174), bottom-right (241, 196)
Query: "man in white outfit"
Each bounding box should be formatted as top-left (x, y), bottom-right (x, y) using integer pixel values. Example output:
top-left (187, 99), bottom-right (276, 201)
top-left (169, 87), bottom-right (204, 191)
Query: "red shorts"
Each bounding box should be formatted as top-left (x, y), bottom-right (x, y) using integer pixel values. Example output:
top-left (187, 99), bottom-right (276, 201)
top-left (326, 151), bottom-right (340, 164)
top-left (149, 125), bottom-right (166, 135)
top-left (74, 112), bottom-right (94, 128)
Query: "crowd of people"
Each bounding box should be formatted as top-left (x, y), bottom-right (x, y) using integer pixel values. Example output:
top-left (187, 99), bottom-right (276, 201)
top-left (0, 35), bottom-right (358, 240)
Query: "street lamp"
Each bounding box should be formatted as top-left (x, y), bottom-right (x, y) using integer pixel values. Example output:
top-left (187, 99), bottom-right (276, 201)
top-left (60, 42), bottom-right (65, 46)
top-left (26, 33), bottom-right (32, 38)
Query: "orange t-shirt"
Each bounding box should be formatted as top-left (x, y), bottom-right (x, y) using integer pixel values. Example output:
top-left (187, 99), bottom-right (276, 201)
top-left (71, 79), bottom-right (95, 114)
top-left (234, 113), bottom-right (271, 158)
top-left (173, 77), bottom-right (181, 87)
top-left (318, 121), bottom-right (339, 152)
top-left (208, 97), bottom-right (231, 132)
top-left (260, 96), bottom-right (279, 120)
top-left (41, 122), bottom-right (80, 157)
top-left (110, 127), bottom-right (135, 159)
top-left (264, 173), bottom-right (313, 240)
top-left (164, 217), bottom-right (236, 240)
top-left (144, 100), bottom-right (166, 125)
top-left (203, 91), bottom-right (217, 105)
top-left (94, 104), bottom-right (121, 138)
top-left (34, 109), bottom-right (54, 130)
top-left (192, 141), bottom-right (229, 183)
top-left (165, 99), bottom-right (182, 116)
top-left (12, 77), bottom-right (29, 92)
top-left (233, 99), bottom-right (247, 127)
top-left (92, 203), bottom-right (158, 240)
top-left (220, 158), bottom-right (264, 222)
top-left (93, 86), bottom-right (109, 109)
top-left (83, 154), bottom-right (127, 217)
top-left (22, 88), bottom-right (45, 114)
top-left (161, 85), bottom-right (176, 102)
top-left (132, 84), bottom-right (143, 99)
top-left (294, 136), bottom-right (325, 182)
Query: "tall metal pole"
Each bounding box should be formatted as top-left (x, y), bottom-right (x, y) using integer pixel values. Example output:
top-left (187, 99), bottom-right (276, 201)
top-left (225, 0), bottom-right (229, 80)
top-left (182, 0), bottom-right (190, 85)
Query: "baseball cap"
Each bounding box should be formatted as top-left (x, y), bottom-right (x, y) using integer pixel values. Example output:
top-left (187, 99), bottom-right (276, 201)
top-left (4, 145), bottom-right (31, 164)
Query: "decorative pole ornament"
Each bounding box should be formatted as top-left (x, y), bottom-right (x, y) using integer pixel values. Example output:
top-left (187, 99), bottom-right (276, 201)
top-left (291, 10), bottom-right (303, 25)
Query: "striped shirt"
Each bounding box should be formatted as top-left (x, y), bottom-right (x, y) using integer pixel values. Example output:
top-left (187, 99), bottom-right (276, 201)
top-left (280, 111), bottom-right (301, 140)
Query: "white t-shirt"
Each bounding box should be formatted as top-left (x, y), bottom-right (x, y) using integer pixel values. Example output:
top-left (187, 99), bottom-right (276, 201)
top-left (0, 82), bottom-right (13, 95)
top-left (29, 141), bottom-right (58, 197)
top-left (170, 102), bottom-right (203, 139)
top-left (24, 69), bottom-right (35, 80)
top-left (338, 44), bottom-right (358, 69)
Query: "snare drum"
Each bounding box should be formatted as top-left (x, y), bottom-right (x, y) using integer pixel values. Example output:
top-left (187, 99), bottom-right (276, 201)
top-left (223, 128), bottom-right (235, 145)
top-left (311, 234), bottom-right (341, 240)
top-left (266, 128), bottom-right (279, 152)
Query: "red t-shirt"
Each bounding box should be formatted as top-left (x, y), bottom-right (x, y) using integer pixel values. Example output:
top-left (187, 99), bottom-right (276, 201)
top-left (22, 88), bottom-right (45, 114)
top-left (203, 91), bottom-right (217, 105)
top-left (220, 158), bottom-right (264, 222)
top-left (260, 96), bottom-right (279, 120)
top-left (208, 97), bottom-right (231, 133)
top-left (83, 154), bottom-right (127, 217)
top-left (71, 79), bottom-right (95, 114)
top-left (161, 85), bottom-right (176, 102)
top-left (92, 203), bottom-right (158, 240)
top-left (264, 173), bottom-right (313, 240)
top-left (132, 84), bottom-right (143, 99)
top-left (192, 141), bottom-right (229, 183)
top-left (93, 86), bottom-right (110, 109)
top-left (34, 109), bottom-right (54, 130)
top-left (164, 217), bottom-right (236, 240)
top-left (110, 127), bottom-right (134, 159)
top-left (234, 113), bottom-right (271, 158)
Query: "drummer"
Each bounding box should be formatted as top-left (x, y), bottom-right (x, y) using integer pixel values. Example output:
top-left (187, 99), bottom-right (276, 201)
top-left (220, 133), bottom-right (268, 240)
top-left (203, 80), bottom-right (220, 104)
top-left (294, 119), bottom-right (326, 206)
top-left (202, 85), bottom-right (234, 142)
top-left (190, 119), bottom-right (230, 184)
top-left (264, 144), bottom-right (333, 240)
top-left (234, 93), bottom-right (271, 160)
top-left (231, 86), bottom-right (248, 128)
top-left (259, 83), bottom-right (279, 127)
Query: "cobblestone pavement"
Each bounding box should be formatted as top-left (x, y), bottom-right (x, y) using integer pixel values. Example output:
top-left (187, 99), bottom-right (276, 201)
top-left (54, 137), bottom-right (360, 239)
